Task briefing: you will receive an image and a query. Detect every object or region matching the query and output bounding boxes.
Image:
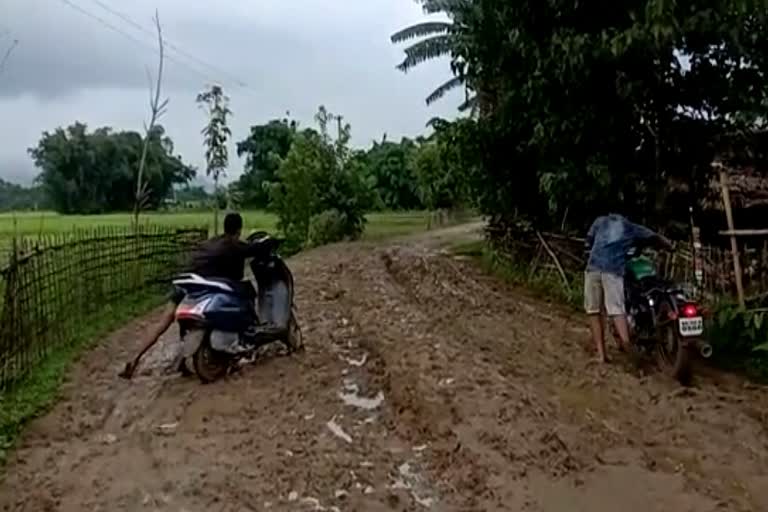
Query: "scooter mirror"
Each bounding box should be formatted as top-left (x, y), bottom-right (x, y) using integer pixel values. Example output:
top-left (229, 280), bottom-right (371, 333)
top-left (247, 231), bottom-right (270, 243)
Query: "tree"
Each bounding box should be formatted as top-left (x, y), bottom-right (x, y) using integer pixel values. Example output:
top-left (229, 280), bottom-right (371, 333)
top-left (29, 122), bottom-right (194, 214)
top-left (134, 10), bottom-right (169, 226)
top-left (0, 179), bottom-right (47, 211)
top-left (266, 106), bottom-right (375, 250)
top-left (364, 136), bottom-right (423, 210)
top-left (411, 120), bottom-right (472, 212)
top-left (197, 84), bottom-right (232, 233)
top-left (235, 118), bottom-right (297, 207)
top-left (437, 0), bottom-right (768, 232)
top-left (390, 0), bottom-right (468, 107)
top-left (173, 184), bottom-right (210, 206)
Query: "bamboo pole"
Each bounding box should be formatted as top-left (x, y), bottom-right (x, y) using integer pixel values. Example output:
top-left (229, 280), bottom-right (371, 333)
top-left (536, 231), bottom-right (570, 290)
top-left (718, 229), bottom-right (768, 236)
top-left (718, 164), bottom-right (746, 308)
top-left (690, 206), bottom-right (703, 298)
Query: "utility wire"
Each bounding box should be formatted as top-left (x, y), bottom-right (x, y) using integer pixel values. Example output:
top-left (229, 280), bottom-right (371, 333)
top-left (57, 0), bottom-right (240, 89)
top-left (0, 38), bottom-right (18, 77)
top-left (87, 0), bottom-right (249, 88)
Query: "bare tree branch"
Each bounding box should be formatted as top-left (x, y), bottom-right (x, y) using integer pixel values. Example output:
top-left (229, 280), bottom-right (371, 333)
top-left (133, 10), bottom-right (169, 227)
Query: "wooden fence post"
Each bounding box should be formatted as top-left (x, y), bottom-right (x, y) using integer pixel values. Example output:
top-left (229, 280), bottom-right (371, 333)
top-left (689, 206), bottom-right (703, 299)
top-left (717, 163), bottom-right (746, 308)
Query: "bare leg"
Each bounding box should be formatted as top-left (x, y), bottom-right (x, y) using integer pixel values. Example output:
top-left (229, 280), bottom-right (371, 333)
top-left (599, 313), bottom-right (606, 342)
top-left (611, 314), bottom-right (631, 352)
top-left (588, 314), bottom-right (607, 363)
top-left (119, 303), bottom-right (176, 379)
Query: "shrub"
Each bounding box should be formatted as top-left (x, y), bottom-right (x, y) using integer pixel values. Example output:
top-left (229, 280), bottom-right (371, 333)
top-left (707, 304), bottom-right (768, 381)
top-left (267, 106), bottom-right (374, 249)
top-left (307, 209), bottom-right (358, 247)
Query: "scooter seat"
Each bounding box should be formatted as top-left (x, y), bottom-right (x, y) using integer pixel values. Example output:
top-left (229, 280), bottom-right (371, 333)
top-left (173, 274), bottom-right (256, 299)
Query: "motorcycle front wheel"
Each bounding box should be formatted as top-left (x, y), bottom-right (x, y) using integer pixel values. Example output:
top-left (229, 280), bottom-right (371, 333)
top-left (655, 301), bottom-right (692, 385)
top-left (192, 332), bottom-right (231, 383)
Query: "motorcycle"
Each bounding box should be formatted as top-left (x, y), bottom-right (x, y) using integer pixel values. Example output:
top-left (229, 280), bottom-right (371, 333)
top-left (170, 232), bottom-right (303, 383)
top-left (622, 245), bottom-right (712, 383)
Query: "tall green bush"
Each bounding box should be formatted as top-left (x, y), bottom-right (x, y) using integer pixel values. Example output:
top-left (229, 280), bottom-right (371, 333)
top-left (266, 106), bottom-right (375, 249)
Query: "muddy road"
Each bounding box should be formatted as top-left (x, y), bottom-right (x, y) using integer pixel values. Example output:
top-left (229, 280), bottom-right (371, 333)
top-left (2, 225), bottom-right (768, 511)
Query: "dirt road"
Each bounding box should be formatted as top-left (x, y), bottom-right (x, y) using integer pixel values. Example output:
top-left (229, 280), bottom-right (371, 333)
top-left (2, 225), bottom-right (768, 511)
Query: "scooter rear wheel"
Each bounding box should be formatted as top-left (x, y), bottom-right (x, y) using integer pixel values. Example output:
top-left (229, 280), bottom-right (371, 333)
top-left (192, 333), bottom-right (231, 383)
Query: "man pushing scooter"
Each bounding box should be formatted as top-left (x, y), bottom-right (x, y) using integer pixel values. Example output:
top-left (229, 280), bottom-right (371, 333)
top-left (119, 213), bottom-right (267, 379)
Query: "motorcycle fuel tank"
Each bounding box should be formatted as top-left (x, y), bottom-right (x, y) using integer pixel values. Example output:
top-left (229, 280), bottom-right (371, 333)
top-left (627, 256), bottom-right (657, 280)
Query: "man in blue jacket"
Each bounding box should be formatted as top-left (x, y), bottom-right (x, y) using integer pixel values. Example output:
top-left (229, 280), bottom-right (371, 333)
top-left (584, 213), bottom-right (672, 363)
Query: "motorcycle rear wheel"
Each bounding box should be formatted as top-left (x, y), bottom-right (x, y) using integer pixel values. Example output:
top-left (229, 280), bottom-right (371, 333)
top-left (193, 333), bottom-right (231, 383)
top-left (655, 302), bottom-right (692, 385)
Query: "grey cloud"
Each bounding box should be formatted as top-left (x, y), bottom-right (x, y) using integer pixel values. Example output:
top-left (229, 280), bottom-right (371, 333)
top-left (0, 0), bottom-right (461, 183)
top-left (1, 0), bottom-right (429, 99)
top-left (0, 157), bottom-right (36, 185)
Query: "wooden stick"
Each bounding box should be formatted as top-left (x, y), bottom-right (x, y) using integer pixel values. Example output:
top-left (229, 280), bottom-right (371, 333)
top-left (719, 166), bottom-right (746, 308)
top-left (718, 229), bottom-right (768, 236)
top-left (528, 244), bottom-right (543, 281)
top-left (536, 231), bottom-right (571, 290)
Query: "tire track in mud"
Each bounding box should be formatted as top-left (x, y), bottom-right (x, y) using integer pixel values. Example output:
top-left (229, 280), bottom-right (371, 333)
top-left (2, 228), bottom-right (768, 512)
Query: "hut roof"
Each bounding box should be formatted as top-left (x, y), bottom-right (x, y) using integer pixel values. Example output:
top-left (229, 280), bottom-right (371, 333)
top-left (707, 165), bottom-right (768, 210)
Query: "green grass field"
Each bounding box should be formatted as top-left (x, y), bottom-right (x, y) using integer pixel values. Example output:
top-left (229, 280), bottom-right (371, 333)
top-left (0, 210), bottom-right (431, 251)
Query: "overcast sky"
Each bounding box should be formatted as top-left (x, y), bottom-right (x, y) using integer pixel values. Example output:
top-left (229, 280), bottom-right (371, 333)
top-left (0, 0), bottom-right (460, 186)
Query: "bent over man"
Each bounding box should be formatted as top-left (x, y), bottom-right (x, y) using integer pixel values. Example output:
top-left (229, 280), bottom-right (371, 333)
top-left (584, 213), bottom-right (672, 363)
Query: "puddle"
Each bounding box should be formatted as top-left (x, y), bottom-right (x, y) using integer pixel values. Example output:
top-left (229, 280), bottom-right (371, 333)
top-left (339, 390), bottom-right (385, 410)
top-left (326, 416), bottom-right (353, 443)
top-left (345, 353), bottom-right (368, 367)
top-left (339, 379), bottom-right (385, 410)
top-left (390, 461), bottom-right (437, 508)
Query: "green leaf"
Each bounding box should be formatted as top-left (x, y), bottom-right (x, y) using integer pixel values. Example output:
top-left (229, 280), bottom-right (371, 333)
top-left (718, 309), bottom-right (730, 328)
top-left (754, 312), bottom-right (764, 330)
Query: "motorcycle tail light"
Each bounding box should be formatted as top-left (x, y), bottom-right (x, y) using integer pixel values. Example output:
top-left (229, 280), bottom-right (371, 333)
top-left (681, 304), bottom-right (699, 318)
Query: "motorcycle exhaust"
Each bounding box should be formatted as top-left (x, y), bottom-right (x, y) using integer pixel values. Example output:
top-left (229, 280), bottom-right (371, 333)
top-left (697, 341), bottom-right (713, 359)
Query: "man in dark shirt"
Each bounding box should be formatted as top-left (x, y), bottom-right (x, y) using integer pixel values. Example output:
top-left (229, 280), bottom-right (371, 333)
top-left (119, 212), bottom-right (260, 379)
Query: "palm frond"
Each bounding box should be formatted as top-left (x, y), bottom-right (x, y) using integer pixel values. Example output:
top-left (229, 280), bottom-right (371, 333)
top-left (390, 22), bottom-right (451, 43)
top-left (420, 0), bottom-right (465, 14)
top-left (396, 35), bottom-right (452, 72)
top-left (426, 76), bottom-right (463, 105)
top-left (426, 117), bottom-right (450, 130)
top-left (458, 95), bottom-right (478, 113)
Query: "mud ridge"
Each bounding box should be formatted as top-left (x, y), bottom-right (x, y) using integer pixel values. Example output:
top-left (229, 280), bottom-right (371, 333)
top-left (2, 227), bottom-right (768, 511)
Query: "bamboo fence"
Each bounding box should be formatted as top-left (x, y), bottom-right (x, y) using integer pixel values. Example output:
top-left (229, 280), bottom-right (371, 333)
top-left (0, 225), bottom-right (206, 390)
top-left (486, 224), bottom-right (768, 306)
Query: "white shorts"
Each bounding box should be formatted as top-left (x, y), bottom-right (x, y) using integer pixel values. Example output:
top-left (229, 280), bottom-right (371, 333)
top-left (584, 271), bottom-right (625, 316)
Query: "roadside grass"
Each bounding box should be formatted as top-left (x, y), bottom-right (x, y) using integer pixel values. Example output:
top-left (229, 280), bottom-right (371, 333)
top-left (451, 239), bottom-right (582, 308)
top-left (0, 293), bottom-right (163, 468)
